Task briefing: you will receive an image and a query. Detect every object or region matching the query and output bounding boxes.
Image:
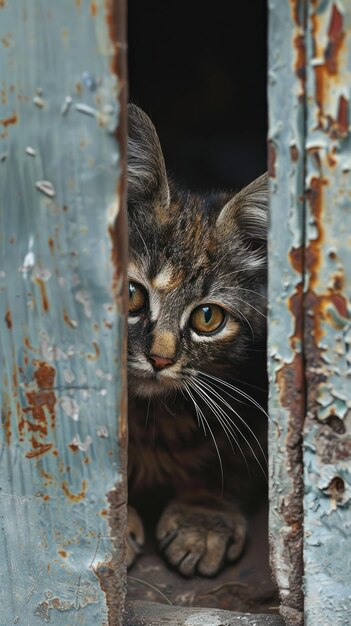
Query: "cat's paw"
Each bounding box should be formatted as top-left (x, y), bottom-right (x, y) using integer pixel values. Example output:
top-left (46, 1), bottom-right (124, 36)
top-left (156, 501), bottom-right (246, 577)
top-left (126, 506), bottom-right (145, 568)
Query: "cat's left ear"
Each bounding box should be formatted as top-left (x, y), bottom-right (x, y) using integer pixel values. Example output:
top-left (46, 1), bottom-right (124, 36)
top-left (216, 173), bottom-right (268, 267)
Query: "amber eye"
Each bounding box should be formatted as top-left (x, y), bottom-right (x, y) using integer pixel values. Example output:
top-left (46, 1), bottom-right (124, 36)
top-left (128, 281), bottom-right (147, 315)
top-left (190, 304), bottom-right (226, 334)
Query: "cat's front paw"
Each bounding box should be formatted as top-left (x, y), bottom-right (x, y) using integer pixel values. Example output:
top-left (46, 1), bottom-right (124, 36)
top-left (156, 501), bottom-right (246, 577)
top-left (126, 505), bottom-right (145, 568)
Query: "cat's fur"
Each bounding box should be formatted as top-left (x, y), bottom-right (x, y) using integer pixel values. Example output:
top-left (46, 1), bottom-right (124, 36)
top-left (126, 104), bottom-right (268, 577)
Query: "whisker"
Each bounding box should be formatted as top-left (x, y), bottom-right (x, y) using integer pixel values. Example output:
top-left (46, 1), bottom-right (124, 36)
top-left (194, 377), bottom-right (268, 478)
top-left (230, 377), bottom-right (267, 393)
top-left (144, 397), bottom-right (151, 429)
top-left (235, 297), bottom-right (267, 319)
top-left (192, 378), bottom-right (267, 479)
top-left (238, 287), bottom-right (268, 300)
top-left (185, 382), bottom-right (224, 494)
top-left (188, 379), bottom-right (250, 477)
top-left (161, 400), bottom-right (178, 419)
top-left (127, 576), bottom-right (173, 606)
top-left (227, 303), bottom-right (255, 342)
top-left (189, 380), bottom-right (239, 450)
top-left (199, 371), bottom-right (270, 421)
top-left (129, 216), bottom-right (151, 262)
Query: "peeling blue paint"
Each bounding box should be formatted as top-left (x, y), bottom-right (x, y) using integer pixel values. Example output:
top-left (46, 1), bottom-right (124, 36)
top-left (0, 1), bottom-right (127, 624)
top-left (303, 2), bottom-right (351, 624)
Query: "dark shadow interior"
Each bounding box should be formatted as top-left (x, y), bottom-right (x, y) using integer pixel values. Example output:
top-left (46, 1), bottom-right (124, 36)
top-left (127, 0), bottom-right (278, 614)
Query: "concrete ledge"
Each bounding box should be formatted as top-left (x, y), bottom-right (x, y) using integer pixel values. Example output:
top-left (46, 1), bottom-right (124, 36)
top-left (124, 601), bottom-right (285, 625)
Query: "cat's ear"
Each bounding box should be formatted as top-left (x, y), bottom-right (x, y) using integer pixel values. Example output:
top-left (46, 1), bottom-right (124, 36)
top-left (127, 104), bottom-right (170, 217)
top-left (216, 173), bottom-right (268, 268)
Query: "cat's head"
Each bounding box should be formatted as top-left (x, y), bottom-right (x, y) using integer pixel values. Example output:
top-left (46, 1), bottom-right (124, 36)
top-left (127, 104), bottom-right (267, 399)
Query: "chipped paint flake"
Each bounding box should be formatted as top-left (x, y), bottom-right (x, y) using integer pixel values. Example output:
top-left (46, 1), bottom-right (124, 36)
top-left (70, 434), bottom-right (93, 451)
top-left (33, 95), bottom-right (44, 108)
top-left (59, 396), bottom-right (80, 421)
top-left (75, 102), bottom-right (97, 117)
top-left (25, 146), bottom-right (36, 157)
top-left (60, 95), bottom-right (72, 116)
top-left (75, 290), bottom-right (92, 318)
top-left (35, 180), bottom-right (56, 198)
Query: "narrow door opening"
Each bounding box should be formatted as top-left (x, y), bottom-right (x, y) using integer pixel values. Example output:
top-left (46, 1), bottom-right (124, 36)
top-left (126, 0), bottom-right (278, 616)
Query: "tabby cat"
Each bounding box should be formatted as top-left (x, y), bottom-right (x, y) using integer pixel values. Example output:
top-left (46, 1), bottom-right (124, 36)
top-left (126, 104), bottom-right (268, 577)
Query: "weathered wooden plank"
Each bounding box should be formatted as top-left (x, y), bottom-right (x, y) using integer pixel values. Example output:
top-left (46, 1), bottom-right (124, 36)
top-left (303, 2), bottom-right (351, 624)
top-left (267, 2), bottom-right (305, 625)
top-left (0, 1), bottom-right (127, 624)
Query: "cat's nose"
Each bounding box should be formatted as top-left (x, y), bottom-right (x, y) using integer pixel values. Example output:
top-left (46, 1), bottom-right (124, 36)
top-left (148, 353), bottom-right (175, 371)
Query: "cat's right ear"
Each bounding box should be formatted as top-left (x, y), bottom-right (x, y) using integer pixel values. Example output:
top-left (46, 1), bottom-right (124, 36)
top-left (127, 104), bottom-right (170, 218)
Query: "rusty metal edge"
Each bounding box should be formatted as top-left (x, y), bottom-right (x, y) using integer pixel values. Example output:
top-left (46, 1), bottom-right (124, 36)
top-left (268, 1), bottom-right (306, 624)
top-left (95, 1), bottom-right (129, 625)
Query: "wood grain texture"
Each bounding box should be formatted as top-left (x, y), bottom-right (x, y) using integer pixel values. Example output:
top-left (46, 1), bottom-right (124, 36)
top-left (0, 1), bottom-right (127, 624)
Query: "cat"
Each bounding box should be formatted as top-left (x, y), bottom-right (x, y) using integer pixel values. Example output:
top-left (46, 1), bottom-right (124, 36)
top-left (126, 104), bottom-right (268, 578)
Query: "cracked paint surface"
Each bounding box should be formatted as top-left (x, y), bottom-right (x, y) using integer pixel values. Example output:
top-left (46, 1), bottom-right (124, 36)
top-left (269, 1), bottom-right (351, 625)
top-left (303, 2), bottom-right (351, 624)
top-left (0, 1), bottom-right (127, 624)
top-left (268, 2), bottom-right (305, 625)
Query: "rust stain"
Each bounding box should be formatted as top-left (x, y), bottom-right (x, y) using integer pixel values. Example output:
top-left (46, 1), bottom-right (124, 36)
top-left (268, 140), bottom-right (276, 178)
top-left (1, 392), bottom-right (12, 445)
top-left (86, 340), bottom-right (100, 361)
top-left (35, 278), bottom-right (49, 312)
top-left (305, 177), bottom-right (326, 290)
top-left (5, 308), bottom-right (12, 329)
top-left (68, 443), bottom-right (78, 452)
top-left (290, 144), bottom-right (299, 162)
top-left (325, 4), bottom-right (345, 75)
top-left (0, 0), bottom-right (6, 8)
top-left (335, 94), bottom-right (349, 137)
top-left (34, 360), bottom-right (56, 388)
top-left (63, 309), bottom-right (77, 329)
top-left (58, 550), bottom-right (67, 557)
top-left (43, 494), bottom-right (50, 501)
top-left (289, 246), bottom-right (304, 275)
top-left (12, 365), bottom-right (18, 389)
top-left (48, 237), bottom-right (55, 254)
top-left (311, 6), bottom-right (348, 135)
top-left (24, 336), bottom-right (37, 351)
top-left (294, 32), bottom-right (306, 84)
top-left (1, 35), bottom-right (11, 48)
top-left (327, 149), bottom-right (337, 168)
top-left (21, 361), bottom-right (57, 456)
top-left (75, 82), bottom-right (82, 95)
top-left (40, 468), bottom-right (53, 481)
top-left (62, 480), bottom-right (87, 502)
top-left (0, 112), bottom-right (17, 127)
top-left (90, 1), bottom-right (97, 16)
top-left (25, 438), bottom-right (53, 459)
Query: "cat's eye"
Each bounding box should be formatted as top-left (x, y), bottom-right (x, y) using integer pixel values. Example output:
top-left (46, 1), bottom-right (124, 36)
top-left (128, 281), bottom-right (147, 315)
top-left (190, 304), bottom-right (226, 334)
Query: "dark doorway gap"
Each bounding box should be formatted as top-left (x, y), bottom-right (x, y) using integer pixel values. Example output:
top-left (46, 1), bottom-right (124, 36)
top-left (128, 0), bottom-right (267, 193)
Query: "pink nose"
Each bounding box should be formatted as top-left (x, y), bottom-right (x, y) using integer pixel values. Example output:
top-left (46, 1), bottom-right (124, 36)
top-left (148, 354), bottom-right (174, 371)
